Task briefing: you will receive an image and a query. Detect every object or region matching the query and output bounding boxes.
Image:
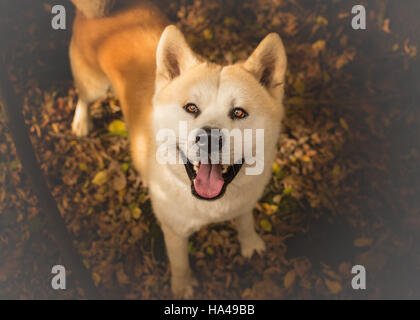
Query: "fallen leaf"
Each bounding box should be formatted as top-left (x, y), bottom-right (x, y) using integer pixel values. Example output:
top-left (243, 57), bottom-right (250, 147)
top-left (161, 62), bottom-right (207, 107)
top-left (324, 278), bottom-right (342, 294)
top-left (203, 29), bottom-right (213, 41)
top-left (312, 40), bottom-right (326, 55)
top-left (92, 272), bottom-right (101, 286)
top-left (336, 49), bottom-right (355, 70)
top-left (92, 170), bottom-right (108, 186)
top-left (332, 164), bottom-right (341, 176)
top-left (293, 78), bottom-right (305, 95)
top-left (131, 207), bottom-right (142, 220)
top-left (283, 187), bottom-right (293, 195)
top-left (108, 120), bottom-right (128, 137)
top-left (241, 288), bottom-right (253, 299)
top-left (262, 203), bottom-right (278, 215)
top-left (79, 163), bottom-right (88, 171)
top-left (113, 170), bottom-right (127, 191)
top-left (339, 118), bottom-right (350, 131)
top-left (284, 270), bottom-right (296, 288)
top-left (116, 268), bottom-right (130, 286)
top-left (260, 219), bottom-right (272, 232)
top-left (316, 16), bottom-right (328, 26)
top-left (354, 237), bottom-right (372, 248)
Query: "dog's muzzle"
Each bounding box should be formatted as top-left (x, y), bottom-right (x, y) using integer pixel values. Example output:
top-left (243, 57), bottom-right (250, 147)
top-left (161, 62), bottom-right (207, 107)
top-left (180, 127), bottom-right (243, 201)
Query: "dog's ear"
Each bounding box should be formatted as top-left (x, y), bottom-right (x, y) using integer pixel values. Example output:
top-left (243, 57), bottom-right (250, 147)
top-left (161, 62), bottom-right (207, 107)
top-left (244, 33), bottom-right (287, 100)
top-left (156, 25), bottom-right (200, 88)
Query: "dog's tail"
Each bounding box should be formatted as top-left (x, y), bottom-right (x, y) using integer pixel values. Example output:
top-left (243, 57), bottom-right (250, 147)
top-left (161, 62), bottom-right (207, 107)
top-left (71, 0), bottom-right (115, 19)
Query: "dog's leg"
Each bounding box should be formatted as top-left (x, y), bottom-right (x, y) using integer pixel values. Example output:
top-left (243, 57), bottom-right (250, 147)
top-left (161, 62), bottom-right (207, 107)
top-left (235, 212), bottom-right (266, 258)
top-left (71, 99), bottom-right (92, 137)
top-left (161, 224), bottom-right (198, 298)
top-left (69, 40), bottom-right (109, 137)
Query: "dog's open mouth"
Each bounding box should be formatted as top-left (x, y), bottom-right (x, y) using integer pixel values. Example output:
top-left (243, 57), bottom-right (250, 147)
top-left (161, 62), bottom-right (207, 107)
top-left (180, 151), bottom-right (243, 200)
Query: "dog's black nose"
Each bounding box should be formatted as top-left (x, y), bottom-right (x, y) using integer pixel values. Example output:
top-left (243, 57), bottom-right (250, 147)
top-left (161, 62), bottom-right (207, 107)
top-left (195, 126), bottom-right (224, 155)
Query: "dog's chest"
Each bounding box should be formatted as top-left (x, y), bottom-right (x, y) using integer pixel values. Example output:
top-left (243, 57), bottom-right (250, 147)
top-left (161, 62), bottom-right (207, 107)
top-left (150, 182), bottom-right (247, 235)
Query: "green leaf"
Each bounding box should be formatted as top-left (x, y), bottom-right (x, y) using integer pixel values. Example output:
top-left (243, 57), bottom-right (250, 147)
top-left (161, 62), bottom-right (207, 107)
top-left (203, 29), bottom-right (213, 41)
top-left (92, 170), bottom-right (108, 186)
top-left (108, 120), bottom-right (128, 137)
top-left (129, 202), bottom-right (137, 211)
top-left (293, 78), bottom-right (305, 96)
top-left (223, 17), bottom-right (236, 27)
top-left (332, 164), bottom-right (341, 176)
top-left (272, 162), bottom-right (285, 180)
top-left (131, 207), bottom-right (142, 220)
top-left (277, 195), bottom-right (298, 216)
top-left (260, 219), bottom-right (272, 232)
top-left (187, 241), bottom-right (195, 254)
top-left (206, 246), bottom-right (215, 255)
top-left (9, 160), bottom-right (20, 170)
top-left (283, 187), bottom-right (293, 196)
top-left (121, 163), bottom-right (130, 172)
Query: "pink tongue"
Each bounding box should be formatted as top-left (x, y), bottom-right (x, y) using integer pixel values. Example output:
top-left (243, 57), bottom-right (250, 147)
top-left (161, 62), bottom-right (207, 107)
top-left (194, 163), bottom-right (224, 199)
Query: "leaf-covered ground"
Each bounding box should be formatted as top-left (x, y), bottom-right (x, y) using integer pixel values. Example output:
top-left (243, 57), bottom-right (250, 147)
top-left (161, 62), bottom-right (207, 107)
top-left (1, 0), bottom-right (420, 299)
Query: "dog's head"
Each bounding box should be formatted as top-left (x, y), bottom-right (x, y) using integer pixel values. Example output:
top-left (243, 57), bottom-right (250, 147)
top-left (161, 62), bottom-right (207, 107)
top-left (152, 25), bottom-right (287, 201)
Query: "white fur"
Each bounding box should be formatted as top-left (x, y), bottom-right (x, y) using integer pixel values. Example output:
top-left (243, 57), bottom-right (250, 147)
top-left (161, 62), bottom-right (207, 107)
top-left (147, 27), bottom-right (287, 297)
top-left (71, 100), bottom-right (91, 137)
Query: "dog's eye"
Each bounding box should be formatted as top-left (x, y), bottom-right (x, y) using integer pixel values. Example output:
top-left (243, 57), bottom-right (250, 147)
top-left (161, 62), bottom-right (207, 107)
top-left (231, 108), bottom-right (248, 119)
top-left (184, 103), bottom-right (200, 115)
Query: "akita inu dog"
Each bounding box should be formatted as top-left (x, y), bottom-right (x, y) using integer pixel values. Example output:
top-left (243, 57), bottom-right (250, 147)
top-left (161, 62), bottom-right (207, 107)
top-left (70, 0), bottom-right (287, 297)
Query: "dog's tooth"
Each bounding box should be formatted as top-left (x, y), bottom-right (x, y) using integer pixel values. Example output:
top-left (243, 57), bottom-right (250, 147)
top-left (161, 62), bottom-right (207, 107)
top-left (222, 166), bottom-right (228, 174)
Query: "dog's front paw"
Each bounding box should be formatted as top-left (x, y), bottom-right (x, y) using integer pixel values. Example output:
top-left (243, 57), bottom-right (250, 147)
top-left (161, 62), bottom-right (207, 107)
top-left (71, 111), bottom-right (92, 137)
top-left (171, 275), bottom-right (198, 299)
top-left (240, 233), bottom-right (266, 258)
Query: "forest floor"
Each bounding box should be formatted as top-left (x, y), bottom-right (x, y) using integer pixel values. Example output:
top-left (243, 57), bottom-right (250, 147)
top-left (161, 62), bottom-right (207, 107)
top-left (1, 0), bottom-right (420, 299)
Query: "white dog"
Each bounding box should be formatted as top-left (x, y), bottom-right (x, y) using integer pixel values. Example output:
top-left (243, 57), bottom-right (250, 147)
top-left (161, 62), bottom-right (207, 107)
top-left (70, 0), bottom-right (287, 297)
